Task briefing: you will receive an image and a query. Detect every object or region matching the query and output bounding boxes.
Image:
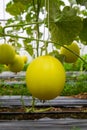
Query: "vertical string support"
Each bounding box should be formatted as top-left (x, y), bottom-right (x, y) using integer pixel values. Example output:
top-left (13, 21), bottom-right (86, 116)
top-left (2, 0), bottom-right (6, 43)
top-left (43, 0), bottom-right (50, 55)
top-left (47, 0), bottom-right (50, 41)
top-left (2, 0), bottom-right (5, 26)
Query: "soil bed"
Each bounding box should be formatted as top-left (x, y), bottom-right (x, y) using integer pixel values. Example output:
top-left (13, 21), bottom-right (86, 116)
top-left (0, 106), bottom-right (87, 120)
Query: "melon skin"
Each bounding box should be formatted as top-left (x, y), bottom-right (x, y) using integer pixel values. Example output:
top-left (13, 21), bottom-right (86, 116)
top-left (26, 55), bottom-right (66, 100)
top-left (9, 54), bottom-right (24, 73)
top-left (0, 44), bottom-right (16, 64)
top-left (60, 42), bottom-right (80, 63)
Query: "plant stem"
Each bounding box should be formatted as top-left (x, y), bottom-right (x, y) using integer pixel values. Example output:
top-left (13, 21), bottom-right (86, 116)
top-left (20, 96), bottom-right (26, 111)
top-left (31, 96), bottom-right (35, 111)
top-left (3, 21), bottom-right (43, 31)
top-left (24, 97), bottom-right (36, 113)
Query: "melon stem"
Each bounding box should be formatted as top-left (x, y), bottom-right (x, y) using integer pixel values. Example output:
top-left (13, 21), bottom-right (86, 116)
top-left (31, 96), bottom-right (35, 111)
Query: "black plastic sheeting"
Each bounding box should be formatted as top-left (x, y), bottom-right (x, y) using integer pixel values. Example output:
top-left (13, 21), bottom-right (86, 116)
top-left (0, 96), bottom-right (87, 107)
top-left (0, 118), bottom-right (87, 130)
top-left (0, 71), bottom-right (25, 79)
top-left (0, 71), bottom-right (87, 86)
top-left (0, 71), bottom-right (87, 79)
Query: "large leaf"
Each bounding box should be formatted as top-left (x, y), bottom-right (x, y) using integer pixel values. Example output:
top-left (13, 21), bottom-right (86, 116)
top-left (13, 0), bottom-right (32, 5)
top-left (68, 0), bottom-right (77, 5)
top-left (79, 18), bottom-right (87, 45)
top-left (46, 0), bottom-right (64, 20)
top-left (76, 0), bottom-right (87, 7)
top-left (49, 6), bottom-right (83, 46)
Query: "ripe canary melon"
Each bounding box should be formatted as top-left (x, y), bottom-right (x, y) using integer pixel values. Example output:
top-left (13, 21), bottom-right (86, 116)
top-left (26, 55), bottom-right (66, 100)
top-left (60, 41), bottom-right (80, 63)
top-left (0, 44), bottom-right (16, 64)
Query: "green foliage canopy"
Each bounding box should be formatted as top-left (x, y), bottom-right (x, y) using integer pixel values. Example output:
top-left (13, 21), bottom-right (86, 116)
top-left (0, 0), bottom-right (87, 58)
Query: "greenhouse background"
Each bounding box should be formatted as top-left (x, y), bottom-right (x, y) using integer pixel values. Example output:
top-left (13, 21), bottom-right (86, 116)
top-left (0, 0), bottom-right (87, 129)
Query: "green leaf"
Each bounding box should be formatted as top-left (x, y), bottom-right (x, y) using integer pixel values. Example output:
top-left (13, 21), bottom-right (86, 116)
top-left (23, 39), bottom-right (32, 44)
top-left (81, 10), bottom-right (87, 17)
top-left (13, 0), bottom-right (32, 5)
top-left (49, 50), bottom-right (59, 57)
top-left (61, 6), bottom-right (77, 17)
top-left (49, 6), bottom-right (83, 46)
top-left (23, 40), bottom-right (33, 56)
top-left (25, 44), bottom-right (33, 56)
top-left (0, 26), bottom-right (4, 37)
top-left (6, 2), bottom-right (26, 16)
top-left (26, 11), bottom-right (33, 22)
top-left (6, 18), bottom-right (15, 25)
top-left (10, 40), bottom-right (22, 50)
top-left (79, 18), bottom-right (87, 45)
top-left (68, 0), bottom-right (77, 5)
top-left (76, 0), bottom-right (87, 7)
top-left (46, 0), bottom-right (64, 20)
top-left (26, 27), bottom-right (33, 35)
top-left (49, 50), bottom-right (65, 63)
top-left (16, 42), bottom-right (22, 49)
